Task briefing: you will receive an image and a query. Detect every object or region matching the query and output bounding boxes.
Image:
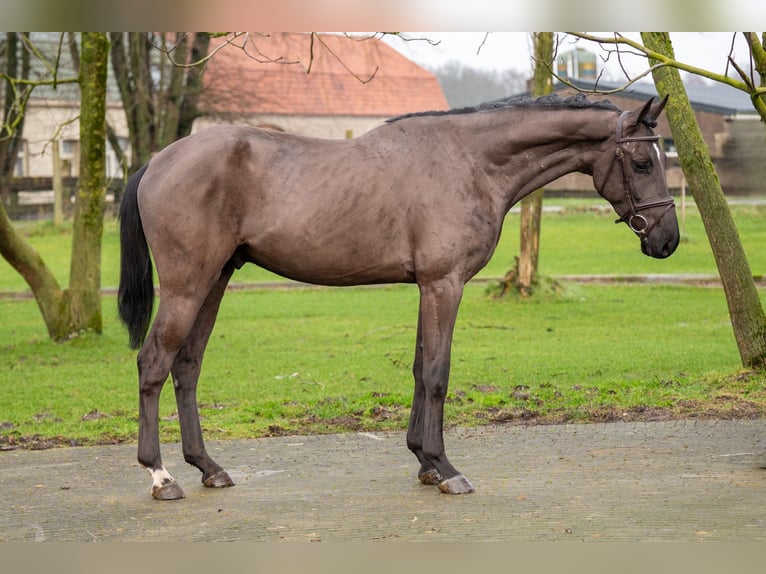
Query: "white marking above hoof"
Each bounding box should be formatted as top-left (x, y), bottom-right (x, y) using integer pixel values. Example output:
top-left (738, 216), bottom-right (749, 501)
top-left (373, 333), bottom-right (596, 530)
top-left (146, 466), bottom-right (185, 500)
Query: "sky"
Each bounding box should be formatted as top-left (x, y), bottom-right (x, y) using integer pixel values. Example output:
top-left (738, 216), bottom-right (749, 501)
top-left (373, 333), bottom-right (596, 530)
top-left (383, 32), bottom-right (753, 81)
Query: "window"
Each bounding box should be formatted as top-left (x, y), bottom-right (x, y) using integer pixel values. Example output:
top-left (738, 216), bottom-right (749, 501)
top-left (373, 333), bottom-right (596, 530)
top-left (662, 137), bottom-right (678, 158)
top-left (62, 139), bottom-right (79, 156)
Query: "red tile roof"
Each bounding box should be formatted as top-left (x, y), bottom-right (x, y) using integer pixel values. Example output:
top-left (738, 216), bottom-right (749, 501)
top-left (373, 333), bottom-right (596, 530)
top-left (200, 33), bottom-right (448, 118)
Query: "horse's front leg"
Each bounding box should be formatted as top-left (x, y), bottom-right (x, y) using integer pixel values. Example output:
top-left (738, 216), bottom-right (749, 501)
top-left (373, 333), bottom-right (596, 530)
top-left (407, 310), bottom-right (441, 485)
top-left (413, 277), bottom-right (474, 494)
top-left (171, 264), bottom-right (235, 490)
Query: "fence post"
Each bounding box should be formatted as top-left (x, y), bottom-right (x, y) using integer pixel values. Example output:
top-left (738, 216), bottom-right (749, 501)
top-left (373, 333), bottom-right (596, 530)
top-left (52, 140), bottom-right (63, 225)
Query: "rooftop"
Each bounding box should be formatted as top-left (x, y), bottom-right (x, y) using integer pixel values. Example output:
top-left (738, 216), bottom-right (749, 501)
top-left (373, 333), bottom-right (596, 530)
top-left (557, 77), bottom-right (758, 116)
top-left (199, 33), bottom-right (448, 118)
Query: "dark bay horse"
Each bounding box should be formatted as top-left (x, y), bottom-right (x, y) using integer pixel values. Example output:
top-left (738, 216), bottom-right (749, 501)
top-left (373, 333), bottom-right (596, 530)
top-left (118, 93), bottom-right (678, 500)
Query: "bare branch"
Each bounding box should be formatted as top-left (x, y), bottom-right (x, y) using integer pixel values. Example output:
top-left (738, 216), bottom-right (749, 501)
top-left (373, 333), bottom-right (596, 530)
top-left (19, 32), bottom-right (60, 77)
top-left (378, 32), bottom-right (440, 48)
top-left (728, 56), bottom-right (756, 91)
top-left (476, 33), bottom-right (489, 56)
top-left (530, 33), bottom-right (661, 95)
top-left (566, 32), bottom-right (756, 94)
top-left (725, 33), bottom-right (738, 78)
top-left (145, 32), bottom-right (251, 68)
top-left (311, 33), bottom-right (378, 84)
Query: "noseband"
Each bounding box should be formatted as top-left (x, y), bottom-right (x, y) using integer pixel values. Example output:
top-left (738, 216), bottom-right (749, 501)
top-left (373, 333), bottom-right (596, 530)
top-left (599, 110), bottom-right (675, 235)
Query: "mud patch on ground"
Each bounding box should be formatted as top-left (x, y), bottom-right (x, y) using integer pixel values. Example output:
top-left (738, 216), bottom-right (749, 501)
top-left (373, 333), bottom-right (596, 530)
top-left (481, 396), bottom-right (766, 427)
top-left (2, 396), bottom-right (764, 451)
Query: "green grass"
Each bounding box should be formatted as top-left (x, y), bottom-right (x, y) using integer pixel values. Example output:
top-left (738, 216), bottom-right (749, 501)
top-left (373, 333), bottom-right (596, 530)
top-left (1, 199), bottom-right (765, 292)
top-left (1, 198), bottom-right (765, 448)
top-left (1, 282), bottom-right (765, 449)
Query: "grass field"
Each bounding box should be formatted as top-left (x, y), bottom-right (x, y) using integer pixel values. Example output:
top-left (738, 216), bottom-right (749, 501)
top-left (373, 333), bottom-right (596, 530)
top-left (2, 199), bottom-right (765, 292)
top-left (1, 199), bottom-right (765, 449)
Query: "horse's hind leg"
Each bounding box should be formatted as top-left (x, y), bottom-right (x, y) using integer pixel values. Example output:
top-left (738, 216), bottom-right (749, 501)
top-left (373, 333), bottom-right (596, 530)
top-left (170, 262), bottom-right (236, 489)
top-left (137, 294), bottom-right (207, 500)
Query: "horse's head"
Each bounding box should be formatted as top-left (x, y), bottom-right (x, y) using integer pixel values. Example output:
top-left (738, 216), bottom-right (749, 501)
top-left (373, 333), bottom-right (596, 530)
top-left (593, 96), bottom-right (679, 259)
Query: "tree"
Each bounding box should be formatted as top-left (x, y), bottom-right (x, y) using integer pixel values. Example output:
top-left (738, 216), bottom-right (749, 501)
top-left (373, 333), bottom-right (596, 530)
top-left (561, 32), bottom-right (766, 369)
top-left (641, 32), bottom-right (766, 369)
top-left (431, 59), bottom-right (526, 108)
top-left (67, 32), bottom-right (109, 335)
top-left (565, 33), bottom-right (766, 123)
top-left (1, 33), bottom-right (31, 206)
top-left (109, 32), bottom-right (211, 173)
top-left (0, 32), bottom-right (108, 341)
top-left (497, 32), bottom-right (554, 297)
top-left (2, 32), bottom-right (399, 340)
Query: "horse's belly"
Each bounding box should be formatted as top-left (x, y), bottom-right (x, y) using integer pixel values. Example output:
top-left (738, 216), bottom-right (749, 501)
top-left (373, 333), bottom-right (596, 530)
top-left (242, 243), bottom-right (416, 286)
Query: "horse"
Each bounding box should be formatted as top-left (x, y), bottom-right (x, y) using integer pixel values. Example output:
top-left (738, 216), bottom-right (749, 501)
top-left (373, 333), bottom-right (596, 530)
top-left (118, 93), bottom-right (679, 500)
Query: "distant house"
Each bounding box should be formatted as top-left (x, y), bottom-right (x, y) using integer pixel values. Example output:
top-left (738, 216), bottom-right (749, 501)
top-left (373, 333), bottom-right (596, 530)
top-left (538, 78), bottom-right (765, 196)
top-left (196, 32), bottom-right (449, 139)
top-left (14, 32), bottom-right (447, 181)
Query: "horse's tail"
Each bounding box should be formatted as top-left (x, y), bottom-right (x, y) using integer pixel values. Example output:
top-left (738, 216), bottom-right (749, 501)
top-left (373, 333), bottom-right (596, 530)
top-left (118, 163), bottom-right (154, 350)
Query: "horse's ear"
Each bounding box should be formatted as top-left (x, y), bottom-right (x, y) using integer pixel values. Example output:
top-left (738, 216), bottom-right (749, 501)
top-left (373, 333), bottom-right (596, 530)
top-left (648, 94), bottom-right (669, 124)
top-left (632, 95), bottom-right (668, 128)
top-left (631, 97), bottom-right (656, 128)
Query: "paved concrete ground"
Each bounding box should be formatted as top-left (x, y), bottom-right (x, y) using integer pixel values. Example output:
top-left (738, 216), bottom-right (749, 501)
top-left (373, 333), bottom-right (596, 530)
top-left (1, 419), bottom-right (765, 542)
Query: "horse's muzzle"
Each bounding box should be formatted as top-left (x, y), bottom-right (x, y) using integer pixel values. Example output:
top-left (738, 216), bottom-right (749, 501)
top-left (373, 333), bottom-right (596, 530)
top-left (641, 225), bottom-right (680, 259)
top-left (640, 208), bottom-right (680, 259)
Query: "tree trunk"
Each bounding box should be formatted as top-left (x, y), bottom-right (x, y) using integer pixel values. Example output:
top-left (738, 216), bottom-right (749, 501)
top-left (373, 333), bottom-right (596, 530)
top-left (517, 191), bottom-right (543, 296)
top-left (66, 32), bottom-right (108, 336)
top-left (109, 32), bottom-right (141, 171)
top-left (503, 32), bottom-right (553, 297)
top-left (157, 33), bottom-right (188, 149)
top-left (0, 33), bottom-right (110, 341)
top-left (642, 32), bottom-right (766, 369)
top-left (129, 33), bottom-right (155, 167)
top-left (0, 33), bottom-right (71, 337)
top-left (52, 139), bottom-right (63, 225)
top-left (743, 33), bottom-right (766, 122)
top-left (2, 32), bottom-right (30, 203)
top-left (0, 201), bottom-right (69, 336)
top-left (110, 32), bottom-right (212, 173)
top-left (177, 33), bottom-right (211, 139)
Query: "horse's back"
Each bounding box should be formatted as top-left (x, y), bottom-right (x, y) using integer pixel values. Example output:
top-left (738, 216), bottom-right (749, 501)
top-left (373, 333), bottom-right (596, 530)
top-left (136, 123), bottom-right (504, 287)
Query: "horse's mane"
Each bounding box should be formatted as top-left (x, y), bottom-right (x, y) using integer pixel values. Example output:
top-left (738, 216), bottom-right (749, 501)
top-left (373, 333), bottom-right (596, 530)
top-left (386, 93), bottom-right (621, 123)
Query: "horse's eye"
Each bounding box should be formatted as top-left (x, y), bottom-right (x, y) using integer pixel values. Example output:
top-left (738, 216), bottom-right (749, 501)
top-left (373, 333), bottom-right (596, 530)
top-left (633, 160), bottom-right (653, 175)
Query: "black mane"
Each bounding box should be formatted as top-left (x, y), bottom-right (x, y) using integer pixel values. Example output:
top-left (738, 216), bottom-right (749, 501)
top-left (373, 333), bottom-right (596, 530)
top-left (387, 93), bottom-right (621, 123)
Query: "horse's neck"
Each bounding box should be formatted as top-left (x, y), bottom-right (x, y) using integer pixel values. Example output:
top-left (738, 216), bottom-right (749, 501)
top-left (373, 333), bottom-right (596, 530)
top-left (458, 107), bottom-right (615, 212)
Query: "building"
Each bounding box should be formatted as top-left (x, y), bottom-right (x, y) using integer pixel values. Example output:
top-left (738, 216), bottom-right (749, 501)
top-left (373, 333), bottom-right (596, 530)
top-left (196, 32), bottom-right (448, 139)
top-left (13, 32), bottom-right (448, 179)
top-left (540, 76), bottom-right (765, 196)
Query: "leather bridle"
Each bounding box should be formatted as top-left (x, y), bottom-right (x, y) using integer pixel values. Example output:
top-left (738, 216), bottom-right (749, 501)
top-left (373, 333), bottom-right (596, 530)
top-left (598, 110), bottom-right (675, 235)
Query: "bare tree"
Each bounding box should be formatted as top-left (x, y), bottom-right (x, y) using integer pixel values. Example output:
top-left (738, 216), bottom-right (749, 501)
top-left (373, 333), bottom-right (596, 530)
top-left (498, 32), bottom-right (554, 298)
top-left (1, 33), bottom-right (31, 205)
top-left (0, 32), bottom-right (108, 341)
top-left (431, 60), bottom-right (527, 108)
top-left (109, 32), bottom-right (212, 173)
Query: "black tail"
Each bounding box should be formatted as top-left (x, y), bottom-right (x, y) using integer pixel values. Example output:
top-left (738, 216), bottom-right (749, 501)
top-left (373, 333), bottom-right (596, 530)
top-left (118, 163), bottom-right (154, 350)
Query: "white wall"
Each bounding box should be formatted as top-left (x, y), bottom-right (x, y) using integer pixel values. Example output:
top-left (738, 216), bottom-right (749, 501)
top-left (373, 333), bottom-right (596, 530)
top-left (193, 113), bottom-right (389, 140)
top-left (16, 100), bottom-right (129, 179)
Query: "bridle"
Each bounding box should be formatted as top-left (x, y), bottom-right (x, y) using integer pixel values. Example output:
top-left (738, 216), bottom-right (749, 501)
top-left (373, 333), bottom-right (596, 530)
top-left (598, 110), bottom-right (675, 235)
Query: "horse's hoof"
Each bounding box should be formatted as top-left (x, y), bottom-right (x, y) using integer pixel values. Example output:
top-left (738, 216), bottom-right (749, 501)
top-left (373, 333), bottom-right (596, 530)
top-left (438, 474), bottom-right (474, 494)
top-left (152, 481), bottom-right (186, 500)
top-left (418, 468), bottom-right (442, 485)
top-left (203, 470), bottom-right (235, 488)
